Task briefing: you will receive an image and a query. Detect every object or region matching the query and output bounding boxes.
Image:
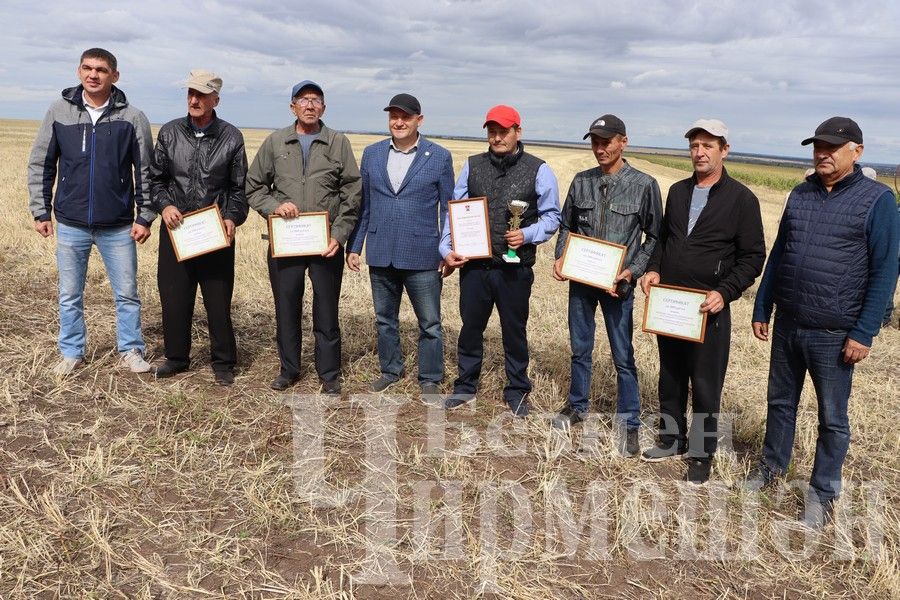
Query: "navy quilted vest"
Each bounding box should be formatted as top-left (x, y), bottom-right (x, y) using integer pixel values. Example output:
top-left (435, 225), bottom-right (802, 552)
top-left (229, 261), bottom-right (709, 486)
top-left (775, 168), bottom-right (882, 329)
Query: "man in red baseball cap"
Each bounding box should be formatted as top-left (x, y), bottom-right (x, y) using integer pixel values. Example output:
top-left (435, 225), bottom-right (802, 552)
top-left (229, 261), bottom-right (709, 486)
top-left (439, 105), bottom-right (561, 417)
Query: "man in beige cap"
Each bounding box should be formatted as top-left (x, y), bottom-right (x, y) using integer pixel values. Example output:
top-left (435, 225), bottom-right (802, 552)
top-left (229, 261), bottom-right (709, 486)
top-left (639, 118), bottom-right (765, 485)
top-left (149, 69), bottom-right (248, 385)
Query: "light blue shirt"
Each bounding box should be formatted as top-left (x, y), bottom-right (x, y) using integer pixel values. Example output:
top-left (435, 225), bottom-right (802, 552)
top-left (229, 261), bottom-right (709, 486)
top-left (439, 159), bottom-right (561, 258)
top-left (387, 137), bottom-right (418, 192)
top-left (687, 184), bottom-right (711, 235)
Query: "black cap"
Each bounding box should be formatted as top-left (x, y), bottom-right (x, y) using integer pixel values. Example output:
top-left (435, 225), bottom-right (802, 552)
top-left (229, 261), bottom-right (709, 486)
top-left (383, 93), bottom-right (421, 115)
top-left (583, 114), bottom-right (626, 140)
top-left (801, 116), bottom-right (863, 146)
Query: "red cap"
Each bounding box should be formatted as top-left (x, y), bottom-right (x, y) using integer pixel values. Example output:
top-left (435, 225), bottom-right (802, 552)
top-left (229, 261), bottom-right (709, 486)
top-left (483, 105), bottom-right (521, 128)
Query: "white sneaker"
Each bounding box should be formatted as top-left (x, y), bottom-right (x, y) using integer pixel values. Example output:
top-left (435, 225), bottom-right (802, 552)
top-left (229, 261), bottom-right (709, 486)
top-left (120, 349), bottom-right (152, 373)
top-left (53, 356), bottom-right (83, 376)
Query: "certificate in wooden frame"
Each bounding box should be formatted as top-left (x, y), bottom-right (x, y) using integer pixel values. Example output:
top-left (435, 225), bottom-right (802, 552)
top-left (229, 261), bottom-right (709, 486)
top-left (448, 197), bottom-right (492, 259)
top-left (641, 283), bottom-right (709, 343)
top-left (559, 233), bottom-right (627, 291)
top-left (268, 212), bottom-right (331, 258)
top-left (167, 204), bottom-right (229, 263)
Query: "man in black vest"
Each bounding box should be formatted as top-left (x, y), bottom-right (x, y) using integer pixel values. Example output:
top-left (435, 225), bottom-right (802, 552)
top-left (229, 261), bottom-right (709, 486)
top-left (440, 105), bottom-right (561, 417)
top-left (640, 119), bottom-right (765, 485)
top-left (744, 117), bottom-right (899, 528)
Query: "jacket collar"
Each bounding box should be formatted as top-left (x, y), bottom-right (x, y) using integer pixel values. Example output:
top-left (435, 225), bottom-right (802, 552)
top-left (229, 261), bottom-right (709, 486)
top-left (281, 119), bottom-right (334, 145)
top-left (690, 165), bottom-right (732, 195)
top-left (180, 111), bottom-right (222, 136)
top-left (62, 84), bottom-right (128, 111)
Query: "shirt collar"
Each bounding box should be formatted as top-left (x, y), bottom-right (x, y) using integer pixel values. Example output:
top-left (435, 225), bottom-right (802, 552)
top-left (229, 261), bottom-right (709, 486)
top-left (82, 91), bottom-right (110, 111)
top-left (389, 135), bottom-right (419, 154)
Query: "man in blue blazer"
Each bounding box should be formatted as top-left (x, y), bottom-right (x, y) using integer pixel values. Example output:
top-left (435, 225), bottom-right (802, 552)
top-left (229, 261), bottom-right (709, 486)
top-left (347, 93), bottom-right (455, 395)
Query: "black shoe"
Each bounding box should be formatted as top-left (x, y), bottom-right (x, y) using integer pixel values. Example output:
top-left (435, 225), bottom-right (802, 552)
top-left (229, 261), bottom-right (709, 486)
top-left (685, 458), bottom-right (711, 486)
top-left (420, 382), bottom-right (440, 396)
top-left (322, 379), bottom-right (341, 396)
top-left (443, 392), bottom-right (474, 410)
top-left (619, 429), bottom-right (640, 458)
top-left (737, 464), bottom-right (776, 493)
top-left (800, 497), bottom-right (834, 530)
top-left (508, 397), bottom-right (530, 418)
top-left (155, 360), bottom-right (188, 379)
top-left (270, 373), bottom-right (299, 391)
top-left (640, 441), bottom-right (687, 462)
top-left (214, 370), bottom-right (235, 386)
top-left (370, 375), bottom-right (399, 393)
top-left (551, 406), bottom-right (586, 430)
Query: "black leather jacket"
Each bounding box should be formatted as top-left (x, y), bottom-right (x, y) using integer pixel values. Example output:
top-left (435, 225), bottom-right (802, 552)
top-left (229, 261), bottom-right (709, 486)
top-left (149, 113), bottom-right (248, 224)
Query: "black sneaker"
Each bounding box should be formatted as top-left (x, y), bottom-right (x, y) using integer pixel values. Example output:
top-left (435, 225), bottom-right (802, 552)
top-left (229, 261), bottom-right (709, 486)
top-left (737, 464), bottom-right (776, 493)
top-left (322, 379), bottom-right (341, 396)
top-left (551, 406), bottom-right (586, 430)
top-left (685, 458), bottom-right (711, 486)
top-left (508, 397), bottom-right (530, 418)
top-left (640, 441), bottom-right (687, 462)
top-left (443, 392), bottom-right (474, 410)
top-left (156, 360), bottom-right (188, 379)
top-left (420, 382), bottom-right (440, 396)
top-left (619, 429), bottom-right (640, 458)
top-left (800, 497), bottom-right (834, 530)
top-left (270, 373), bottom-right (299, 391)
top-left (214, 370), bottom-right (235, 386)
top-left (370, 375), bottom-right (400, 393)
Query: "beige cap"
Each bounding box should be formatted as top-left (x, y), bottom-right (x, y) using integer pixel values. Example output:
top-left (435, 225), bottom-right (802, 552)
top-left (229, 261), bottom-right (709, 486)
top-left (684, 118), bottom-right (728, 140)
top-left (185, 69), bottom-right (222, 94)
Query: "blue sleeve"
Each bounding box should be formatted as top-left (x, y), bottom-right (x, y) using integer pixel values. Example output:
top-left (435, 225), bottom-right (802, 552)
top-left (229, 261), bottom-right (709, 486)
top-left (752, 216), bottom-right (789, 323)
top-left (521, 163), bottom-right (561, 245)
top-left (348, 149), bottom-right (371, 255)
top-left (437, 150), bottom-right (454, 247)
top-left (849, 190), bottom-right (900, 345)
top-left (440, 160), bottom-right (469, 258)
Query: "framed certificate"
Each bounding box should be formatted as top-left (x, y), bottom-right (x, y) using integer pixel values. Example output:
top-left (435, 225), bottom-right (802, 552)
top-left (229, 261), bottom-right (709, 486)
top-left (448, 197), bottom-right (491, 259)
top-left (641, 284), bottom-right (709, 343)
top-left (167, 204), bottom-right (229, 262)
top-left (268, 212), bottom-right (330, 258)
top-left (559, 233), bottom-right (627, 291)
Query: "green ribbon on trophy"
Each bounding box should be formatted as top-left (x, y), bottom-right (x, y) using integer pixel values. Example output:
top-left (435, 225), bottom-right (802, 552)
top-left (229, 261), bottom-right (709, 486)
top-left (502, 200), bottom-right (529, 263)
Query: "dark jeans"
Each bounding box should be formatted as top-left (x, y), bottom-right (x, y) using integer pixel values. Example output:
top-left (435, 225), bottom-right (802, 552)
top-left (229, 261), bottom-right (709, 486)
top-left (454, 264), bottom-right (533, 404)
top-left (567, 282), bottom-right (640, 429)
top-left (761, 317), bottom-right (854, 501)
top-left (369, 266), bottom-right (443, 384)
top-left (267, 248), bottom-right (344, 382)
top-left (158, 229), bottom-right (236, 373)
top-left (657, 307), bottom-right (731, 461)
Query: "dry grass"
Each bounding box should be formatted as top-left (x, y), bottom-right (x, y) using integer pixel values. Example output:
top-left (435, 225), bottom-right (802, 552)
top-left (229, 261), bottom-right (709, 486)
top-left (0, 118), bottom-right (897, 598)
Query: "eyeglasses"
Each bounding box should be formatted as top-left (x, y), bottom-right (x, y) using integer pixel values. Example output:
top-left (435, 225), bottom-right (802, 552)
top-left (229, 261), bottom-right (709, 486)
top-left (294, 98), bottom-right (324, 108)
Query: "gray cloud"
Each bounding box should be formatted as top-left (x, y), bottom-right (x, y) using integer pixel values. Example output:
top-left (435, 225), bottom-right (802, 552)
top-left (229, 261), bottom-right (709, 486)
top-left (0, 0), bottom-right (897, 163)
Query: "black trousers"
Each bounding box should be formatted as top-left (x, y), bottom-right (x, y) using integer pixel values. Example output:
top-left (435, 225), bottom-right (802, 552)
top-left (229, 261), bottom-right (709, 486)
top-left (454, 264), bottom-right (534, 404)
top-left (656, 307), bottom-right (731, 460)
top-left (157, 230), bottom-right (237, 372)
top-left (267, 248), bottom-right (343, 382)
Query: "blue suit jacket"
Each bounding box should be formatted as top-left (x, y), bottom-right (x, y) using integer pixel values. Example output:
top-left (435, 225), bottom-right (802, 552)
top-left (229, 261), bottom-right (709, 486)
top-left (348, 136), bottom-right (454, 270)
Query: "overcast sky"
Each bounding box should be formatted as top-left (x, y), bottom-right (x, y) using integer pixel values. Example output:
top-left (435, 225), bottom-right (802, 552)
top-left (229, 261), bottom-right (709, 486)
top-left (2, 0), bottom-right (898, 163)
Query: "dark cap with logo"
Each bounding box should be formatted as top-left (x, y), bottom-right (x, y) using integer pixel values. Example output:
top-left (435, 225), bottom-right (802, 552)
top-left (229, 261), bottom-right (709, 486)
top-left (801, 116), bottom-right (863, 146)
top-left (583, 114), bottom-right (626, 139)
top-left (383, 93), bottom-right (421, 115)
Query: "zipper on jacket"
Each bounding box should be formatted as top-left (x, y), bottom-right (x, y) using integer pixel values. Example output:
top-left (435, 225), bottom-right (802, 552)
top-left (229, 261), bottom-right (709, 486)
top-left (597, 180), bottom-right (610, 238)
top-left (88, 126), bottom-right (96, 226)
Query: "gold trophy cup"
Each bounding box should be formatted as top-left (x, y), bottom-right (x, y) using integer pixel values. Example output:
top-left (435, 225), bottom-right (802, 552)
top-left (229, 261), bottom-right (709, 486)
top-left (502, 200), bottom-right (529, 263)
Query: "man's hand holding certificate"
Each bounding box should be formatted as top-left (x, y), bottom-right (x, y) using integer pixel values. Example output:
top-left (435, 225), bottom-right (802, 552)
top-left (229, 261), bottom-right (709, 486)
top-left (166, 204), bottom-right (229, 262)
top-left (641, 282), bottom-right (709, 343)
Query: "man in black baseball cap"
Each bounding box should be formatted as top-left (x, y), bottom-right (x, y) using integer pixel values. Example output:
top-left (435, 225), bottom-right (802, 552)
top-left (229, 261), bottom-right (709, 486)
top-left (551, 114), bottom-right (662, 456)
top-left (746, 116), bottom-right (899, 528)
top-left (346, 93), bottom-right (455, 397)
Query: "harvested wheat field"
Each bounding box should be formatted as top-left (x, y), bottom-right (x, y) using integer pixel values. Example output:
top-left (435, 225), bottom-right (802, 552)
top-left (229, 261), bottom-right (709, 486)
top-left (0, 118), bottom-right (897, 599)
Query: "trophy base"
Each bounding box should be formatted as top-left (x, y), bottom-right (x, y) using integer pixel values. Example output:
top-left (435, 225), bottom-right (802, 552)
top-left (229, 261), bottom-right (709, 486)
top-left (502, 255), bottom-right (521, 264)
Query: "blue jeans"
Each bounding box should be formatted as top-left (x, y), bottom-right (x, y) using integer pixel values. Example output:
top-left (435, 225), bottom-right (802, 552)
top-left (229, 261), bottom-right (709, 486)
top-left (761, 317), bottom-right (854, 501)
top-left (567, 282), bottom-right (640, 430)
top-left (369, 266), bottom-right (443, 384)
top-left (56, 222), bottom-right (144, 359)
